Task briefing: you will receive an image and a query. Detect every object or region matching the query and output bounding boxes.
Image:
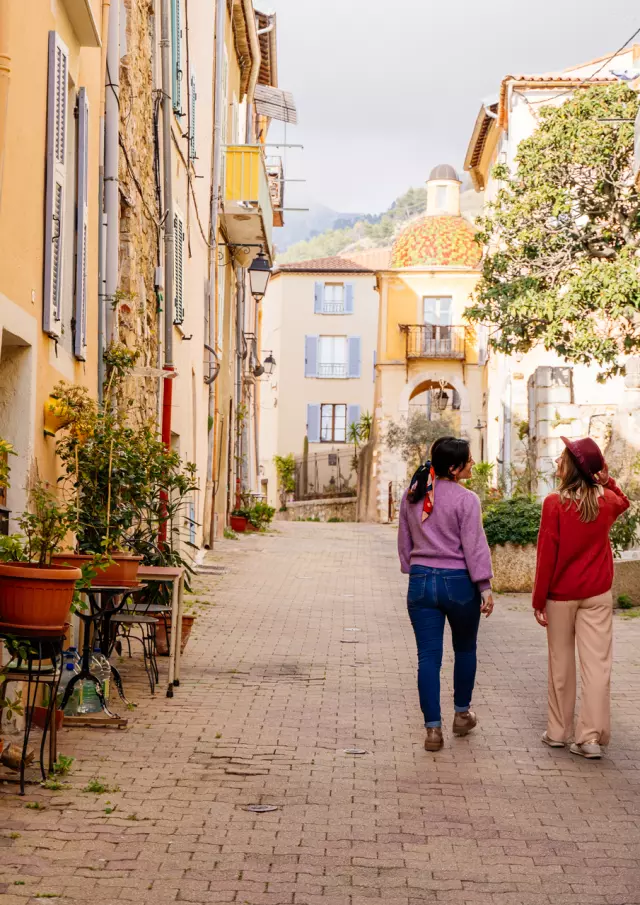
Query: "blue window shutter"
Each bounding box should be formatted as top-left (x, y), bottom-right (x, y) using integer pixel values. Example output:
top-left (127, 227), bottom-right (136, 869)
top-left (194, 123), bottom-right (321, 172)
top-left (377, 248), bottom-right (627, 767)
top-left (171, 0), bottom-right (182, 114)
top-left (344, 282), bottom-right (355, 314)
top-left (307, 403), bottom-right (321, 443)
top-left (43, 31), bottom-right (69, 339)
top-left (173, 213), bottom-right (185, 325)
top-left (304, 335), bottom-right (318, 377)
top-left (189, 71), bottom-right (197, 158)
top-left (74, 87), bottom-right (89, 360)
top-left (347, 336), bottom-right (361, 378)
top-left (314, 282), bottom-right (324, 314)
top-left (372, 349), bottom-right (377, 383)
top-left (347, 405), bottom-right (360, 432)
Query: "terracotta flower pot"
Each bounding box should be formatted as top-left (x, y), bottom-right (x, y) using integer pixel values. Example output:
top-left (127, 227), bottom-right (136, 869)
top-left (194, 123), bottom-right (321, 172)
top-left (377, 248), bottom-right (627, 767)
top-left (51, 553), bottom-right (143, 586)
top-left (0, 562), bottom-right (81, 629)
top-left (29, 706), bottom-right (64, 732)
top-left (246, 522), bottom-right (259, 532)
top-left (230, 515), bottom-right (247, 533)
top-left (154, 614), bottom-right (196, 656)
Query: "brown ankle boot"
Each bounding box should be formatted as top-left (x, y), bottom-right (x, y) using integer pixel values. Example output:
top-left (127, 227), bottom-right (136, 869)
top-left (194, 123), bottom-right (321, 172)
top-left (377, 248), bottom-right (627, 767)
top-left (424, 727), bottom-right (443, 751)
top-left (453, 710), bottom-right (477, 737)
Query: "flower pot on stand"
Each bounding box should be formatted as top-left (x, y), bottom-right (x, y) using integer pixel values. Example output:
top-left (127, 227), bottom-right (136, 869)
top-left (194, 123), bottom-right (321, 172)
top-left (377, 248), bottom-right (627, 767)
top-left (154, 614), bottom-right (196, 656)
top-left (230, 515), bottom-right (248, 533)
top-left (51, 553), bottom-right (143, 586)
top-left (0, 562), bottom-right (81, 630)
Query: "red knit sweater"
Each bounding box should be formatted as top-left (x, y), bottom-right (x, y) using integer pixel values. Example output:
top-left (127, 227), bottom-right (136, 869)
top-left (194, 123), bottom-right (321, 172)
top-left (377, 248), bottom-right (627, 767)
top-left (532, 478), bottom-right (630, 611)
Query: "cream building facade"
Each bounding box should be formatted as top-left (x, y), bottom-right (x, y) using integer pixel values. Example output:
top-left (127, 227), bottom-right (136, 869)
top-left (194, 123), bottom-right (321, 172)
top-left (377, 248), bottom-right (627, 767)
top-left (464, 47), bottom-right (640, 497)
top-left (260, 258), bottom-right (379, 508)
top-left (0, 0), bottom-right (102, 529)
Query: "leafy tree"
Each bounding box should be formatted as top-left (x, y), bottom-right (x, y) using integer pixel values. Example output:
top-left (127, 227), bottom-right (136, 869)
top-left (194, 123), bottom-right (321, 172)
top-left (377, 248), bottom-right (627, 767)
top-left (465, 84), bottom-right (640, 380)
top-left (385, 412), bottom-right (456, 471)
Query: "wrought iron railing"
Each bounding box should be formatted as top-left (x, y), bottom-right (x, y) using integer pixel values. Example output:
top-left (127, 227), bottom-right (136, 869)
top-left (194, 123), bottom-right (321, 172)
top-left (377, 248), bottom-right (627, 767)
top-left (399, 324), bottom-right (466, 360)
top-left (321, 301), bottom-right (345, 314)
top-left (294, 450), bottom-right (357, 500)
top-left (317, 362), bottom-right (347, 378)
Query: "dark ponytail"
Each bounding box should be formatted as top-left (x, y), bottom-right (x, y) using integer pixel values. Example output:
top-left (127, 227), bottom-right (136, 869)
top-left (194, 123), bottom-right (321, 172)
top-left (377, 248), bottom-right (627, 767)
top-left (407, 436), bottom-right (471, 502)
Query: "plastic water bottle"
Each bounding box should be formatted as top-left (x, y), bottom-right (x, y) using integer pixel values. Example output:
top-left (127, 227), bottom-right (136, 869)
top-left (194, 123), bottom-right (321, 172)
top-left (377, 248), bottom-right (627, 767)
top-left (57, 663), bottom-right (81, 716)
top-left (66, 647), bottom-right (81, 667)
top-left (76, 679), bottom-right (102, 714)
top-left (92, 646), bottom-right (111, 701)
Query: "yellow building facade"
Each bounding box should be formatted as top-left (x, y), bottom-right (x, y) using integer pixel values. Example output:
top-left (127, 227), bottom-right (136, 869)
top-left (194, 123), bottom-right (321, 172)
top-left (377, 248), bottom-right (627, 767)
top-left (0, 0), bottom-right (102, 528)
top-left (369, 165), bottom-right (487, 522)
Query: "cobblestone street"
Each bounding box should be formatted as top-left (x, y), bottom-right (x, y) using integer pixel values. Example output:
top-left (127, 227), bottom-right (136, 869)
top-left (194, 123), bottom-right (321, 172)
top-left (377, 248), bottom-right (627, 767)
top-left (2, 522), bottom-right (640, 904)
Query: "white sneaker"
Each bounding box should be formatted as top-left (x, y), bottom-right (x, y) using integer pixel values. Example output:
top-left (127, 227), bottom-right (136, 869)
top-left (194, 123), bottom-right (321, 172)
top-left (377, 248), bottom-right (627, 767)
top-left (570, 740), bottom-right (602, 759)
top-left (541, 732), bottom-right (565, 748)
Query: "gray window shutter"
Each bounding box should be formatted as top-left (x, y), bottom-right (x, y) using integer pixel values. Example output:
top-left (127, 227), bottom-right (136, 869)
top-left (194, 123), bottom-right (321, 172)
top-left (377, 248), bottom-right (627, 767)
top-left (347, 336), bottom-right (361, 378)
top-left (173, 213), bottom-right (185, 325)
top-left (172, 0), bottom-right (182, 114)
top-left (307, 403), bottom-right (321, 443)
top-left (189, 71), bottom-right (197, 158)
top-left (74, 87), bottom-right (89, 360)
top-left (314, 282), bottom-right (324, 314)
top-left (344, 282), bottom-right (355, 314)
top-left (304, 335), bottom-right (318, 377)
top-left (347, 404), bottom-right (360, 432)
top-left (43, 31), bottom-right (69, 338)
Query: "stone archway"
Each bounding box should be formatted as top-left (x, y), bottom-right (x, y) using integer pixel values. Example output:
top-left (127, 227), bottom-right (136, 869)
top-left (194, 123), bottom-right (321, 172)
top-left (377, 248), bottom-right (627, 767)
top-left (398, 371), bottom-right (472, 440)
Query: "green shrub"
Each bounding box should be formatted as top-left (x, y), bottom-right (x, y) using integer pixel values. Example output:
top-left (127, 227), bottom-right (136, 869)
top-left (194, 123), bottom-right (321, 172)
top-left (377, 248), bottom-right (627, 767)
top-left (483, 497), bottom-right (542, 548)
top-left (610, 506), bottom-right (640, 558)
top-left (618, 594), bottom-right (634, 610)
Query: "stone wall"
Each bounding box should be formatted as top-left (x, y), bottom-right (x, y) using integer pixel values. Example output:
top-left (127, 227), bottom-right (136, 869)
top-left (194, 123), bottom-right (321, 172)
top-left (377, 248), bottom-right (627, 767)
top-left (118, 0), bottom-right (160, 420)
top-left (275, 497), bottom-right (357, 522)
top-left (491, 543), bottom-right (537, 593)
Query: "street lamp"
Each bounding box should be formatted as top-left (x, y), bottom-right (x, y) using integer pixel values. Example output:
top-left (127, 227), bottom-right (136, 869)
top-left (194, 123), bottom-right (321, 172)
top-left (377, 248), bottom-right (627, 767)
top-left (263, 352), bottom-right (276, 376)
top-left (248, 251), bottom-right (272, 301)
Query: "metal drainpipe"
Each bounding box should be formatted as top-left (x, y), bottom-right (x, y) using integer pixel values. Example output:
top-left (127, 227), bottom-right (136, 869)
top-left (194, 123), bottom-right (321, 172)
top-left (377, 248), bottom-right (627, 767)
top-left (159, 0), bottom-right (175, 543)
top-left (203, 0), bottom-right (226, 547)
top-left (97, 0), bottom-right (111, 401)
top-left (104, 0), bottom-right (119, 345)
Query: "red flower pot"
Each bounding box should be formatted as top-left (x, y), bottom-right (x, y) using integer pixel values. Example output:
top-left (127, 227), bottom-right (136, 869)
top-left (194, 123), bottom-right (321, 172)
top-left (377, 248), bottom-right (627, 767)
top-left (0, 562), bottom-right (81, 630)
top-left (154, 614), bottom-right (196, 656)
top-left (230, 516), bottom-right (248, 533)
top-left (51, 553), bottom-right (143, 586)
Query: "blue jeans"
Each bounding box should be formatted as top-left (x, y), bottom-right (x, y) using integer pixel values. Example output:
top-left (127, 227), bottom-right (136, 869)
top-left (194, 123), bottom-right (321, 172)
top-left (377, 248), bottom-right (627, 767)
top-left (407, 565), bottom-right (481, 728)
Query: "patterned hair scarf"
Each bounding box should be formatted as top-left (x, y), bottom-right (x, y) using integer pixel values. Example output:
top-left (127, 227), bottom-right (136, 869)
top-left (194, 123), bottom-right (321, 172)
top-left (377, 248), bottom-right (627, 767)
top-left (408, 461), bottom-right (436, 522)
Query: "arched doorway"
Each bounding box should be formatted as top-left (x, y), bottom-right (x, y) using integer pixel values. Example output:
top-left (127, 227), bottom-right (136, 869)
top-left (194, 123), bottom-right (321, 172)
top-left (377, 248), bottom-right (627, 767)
top-left (408, 378), bottom-right (462, 433)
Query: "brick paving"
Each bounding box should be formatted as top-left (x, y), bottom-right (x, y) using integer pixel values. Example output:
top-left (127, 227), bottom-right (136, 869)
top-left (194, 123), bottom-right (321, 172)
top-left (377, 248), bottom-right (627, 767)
top-left (2, 521), bottom-right (640, 904)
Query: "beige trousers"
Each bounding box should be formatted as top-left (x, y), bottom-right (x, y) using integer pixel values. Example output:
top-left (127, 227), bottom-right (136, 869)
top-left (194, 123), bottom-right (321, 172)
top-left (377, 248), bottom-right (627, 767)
top-left (546, 591), bottom-right (613, 746)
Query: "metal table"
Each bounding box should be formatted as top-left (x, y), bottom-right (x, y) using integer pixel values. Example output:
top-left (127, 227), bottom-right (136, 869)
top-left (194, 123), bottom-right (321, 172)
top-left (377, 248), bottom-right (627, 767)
top-left (136, 567), bottom-right (185, 697)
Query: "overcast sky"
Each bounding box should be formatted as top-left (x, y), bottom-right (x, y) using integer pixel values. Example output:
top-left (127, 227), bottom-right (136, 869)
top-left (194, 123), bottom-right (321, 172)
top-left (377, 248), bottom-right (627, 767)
top-left (264, 0), bottom-right (640, 215)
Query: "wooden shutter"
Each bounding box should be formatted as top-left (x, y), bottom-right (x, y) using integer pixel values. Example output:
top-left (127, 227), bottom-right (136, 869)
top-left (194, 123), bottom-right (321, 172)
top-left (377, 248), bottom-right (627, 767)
top-left (304, 335), bottom-right (318, 377)
top-left (314, 282), bottom-right (324, 314)
top-left (189, 71), bottom-right (197, 159)
top-left (173, 213), bottom-right (185, 325)
top-left (347, 405), bottom-right (361, 432)
top-left (43, 31), bottom-right (69, 338)
top-left (344, 282), bottom-right (355, 314)
top-left (74, 87), bottom-right (89, 360)
top-left (347, 336), bottom-right (361, 378)
top-left (171, 0), bottom-right (182, 114)
top-left (307, 404), bottom-right (321, 443)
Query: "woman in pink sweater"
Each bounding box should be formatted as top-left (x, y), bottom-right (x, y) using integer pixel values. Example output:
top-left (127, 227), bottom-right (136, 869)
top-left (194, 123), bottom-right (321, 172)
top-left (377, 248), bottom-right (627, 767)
top-left (398, 437), bottom-right (494, 751)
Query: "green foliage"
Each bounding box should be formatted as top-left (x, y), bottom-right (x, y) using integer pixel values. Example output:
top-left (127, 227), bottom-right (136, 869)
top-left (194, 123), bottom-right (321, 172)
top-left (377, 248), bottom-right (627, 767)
top-left (327, 517), bottom-right (344, 523)
top-left (52, 755), bottom-right (74, 776)
top-left (0, 438), bottom-right (16, 488)
top-left (232, 502), bottom-right (276, 530)
top-left (464, 462), bottom-right (497, 508)
top-left (359, 411), bottom-right (373, 443)
top-left (385, 413), bottom-right (456, 471)
top-left (274, 454), bottom-right (296, 508)
top-left (483, 497), bottom-right (542, 548)
top-left (466, 84), bottom-right (640, 379)
top-left (278, 185), bottom-right (429, 263)
top-left (610, 506), bottom-right (640, 558)
top-left (16, 482), bottom-right (74, 567)
top-left (618, 594), bottom-right (634, 610)
top-left (223, 527), bottom-right (238, 540)
top-left (82, 777), bottom-right (118, 794)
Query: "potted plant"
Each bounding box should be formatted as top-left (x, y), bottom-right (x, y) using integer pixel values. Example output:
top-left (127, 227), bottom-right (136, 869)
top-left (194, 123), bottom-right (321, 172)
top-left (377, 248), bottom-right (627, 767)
top-left (230, 510), bottom-right (248, 533)
top-left (0, 482), bottom-right (81, 629)
top-left (274, 454), bottom-right (296, 511)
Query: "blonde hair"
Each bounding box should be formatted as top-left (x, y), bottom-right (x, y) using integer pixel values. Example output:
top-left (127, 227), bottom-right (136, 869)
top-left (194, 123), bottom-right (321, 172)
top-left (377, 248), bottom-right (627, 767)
top-left (557, 449), bottom-right (601, 523)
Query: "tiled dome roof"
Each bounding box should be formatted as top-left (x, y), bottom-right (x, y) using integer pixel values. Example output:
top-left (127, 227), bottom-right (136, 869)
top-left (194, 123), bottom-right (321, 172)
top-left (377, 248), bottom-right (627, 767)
top-left (429, 163), bottom-right (460, 182)
top-left (390, 215), bottom-right (482, 269)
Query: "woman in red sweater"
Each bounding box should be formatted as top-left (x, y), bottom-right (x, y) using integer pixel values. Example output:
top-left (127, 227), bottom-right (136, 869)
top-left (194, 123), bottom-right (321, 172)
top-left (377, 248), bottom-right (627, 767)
top-left (533, 436), bottom-right (629, 759)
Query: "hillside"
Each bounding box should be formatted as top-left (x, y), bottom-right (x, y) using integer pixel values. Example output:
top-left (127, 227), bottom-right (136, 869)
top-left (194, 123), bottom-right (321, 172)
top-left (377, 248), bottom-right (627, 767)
top-left (276, 182), bottom-right (484, 264)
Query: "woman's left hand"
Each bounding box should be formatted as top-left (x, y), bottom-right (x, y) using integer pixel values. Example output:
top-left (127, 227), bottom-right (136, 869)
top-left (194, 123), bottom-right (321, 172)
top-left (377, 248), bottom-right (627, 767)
top-left (594, 465), bottom-right (610, 486)
top-left (480, 591), bottom-right (494, 618)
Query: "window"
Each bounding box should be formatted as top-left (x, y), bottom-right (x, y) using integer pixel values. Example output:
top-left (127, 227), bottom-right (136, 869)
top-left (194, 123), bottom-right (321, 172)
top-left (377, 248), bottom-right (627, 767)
top-left (321, 404), bottom-right (347, 443)
top-left (318, 336), bottom-right (346, 378)
top-left (314, 281), bottom-right (354, 314)
top-left (436, 185), bottom-right (448, 210)
top-left (323, 283), bottom-right (344, 313)
top-left (423, 296), bottom-right (453, 355)
top-left (424, 296), bottom-right (452, 326)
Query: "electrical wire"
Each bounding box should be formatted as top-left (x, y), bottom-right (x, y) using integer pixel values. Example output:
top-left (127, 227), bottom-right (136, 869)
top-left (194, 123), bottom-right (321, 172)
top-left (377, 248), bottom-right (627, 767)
top-left (528, 22), bottom-right (640, 105)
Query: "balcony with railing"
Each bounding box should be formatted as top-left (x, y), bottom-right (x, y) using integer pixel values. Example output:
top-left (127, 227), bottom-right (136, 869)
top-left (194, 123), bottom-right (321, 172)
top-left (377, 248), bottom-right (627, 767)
top-left (222, 145), bottom-right (275, 257)
top-left (399, 325), bottom-right (467, 360)
top-left (317, 362), bottom-right (347, 378)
